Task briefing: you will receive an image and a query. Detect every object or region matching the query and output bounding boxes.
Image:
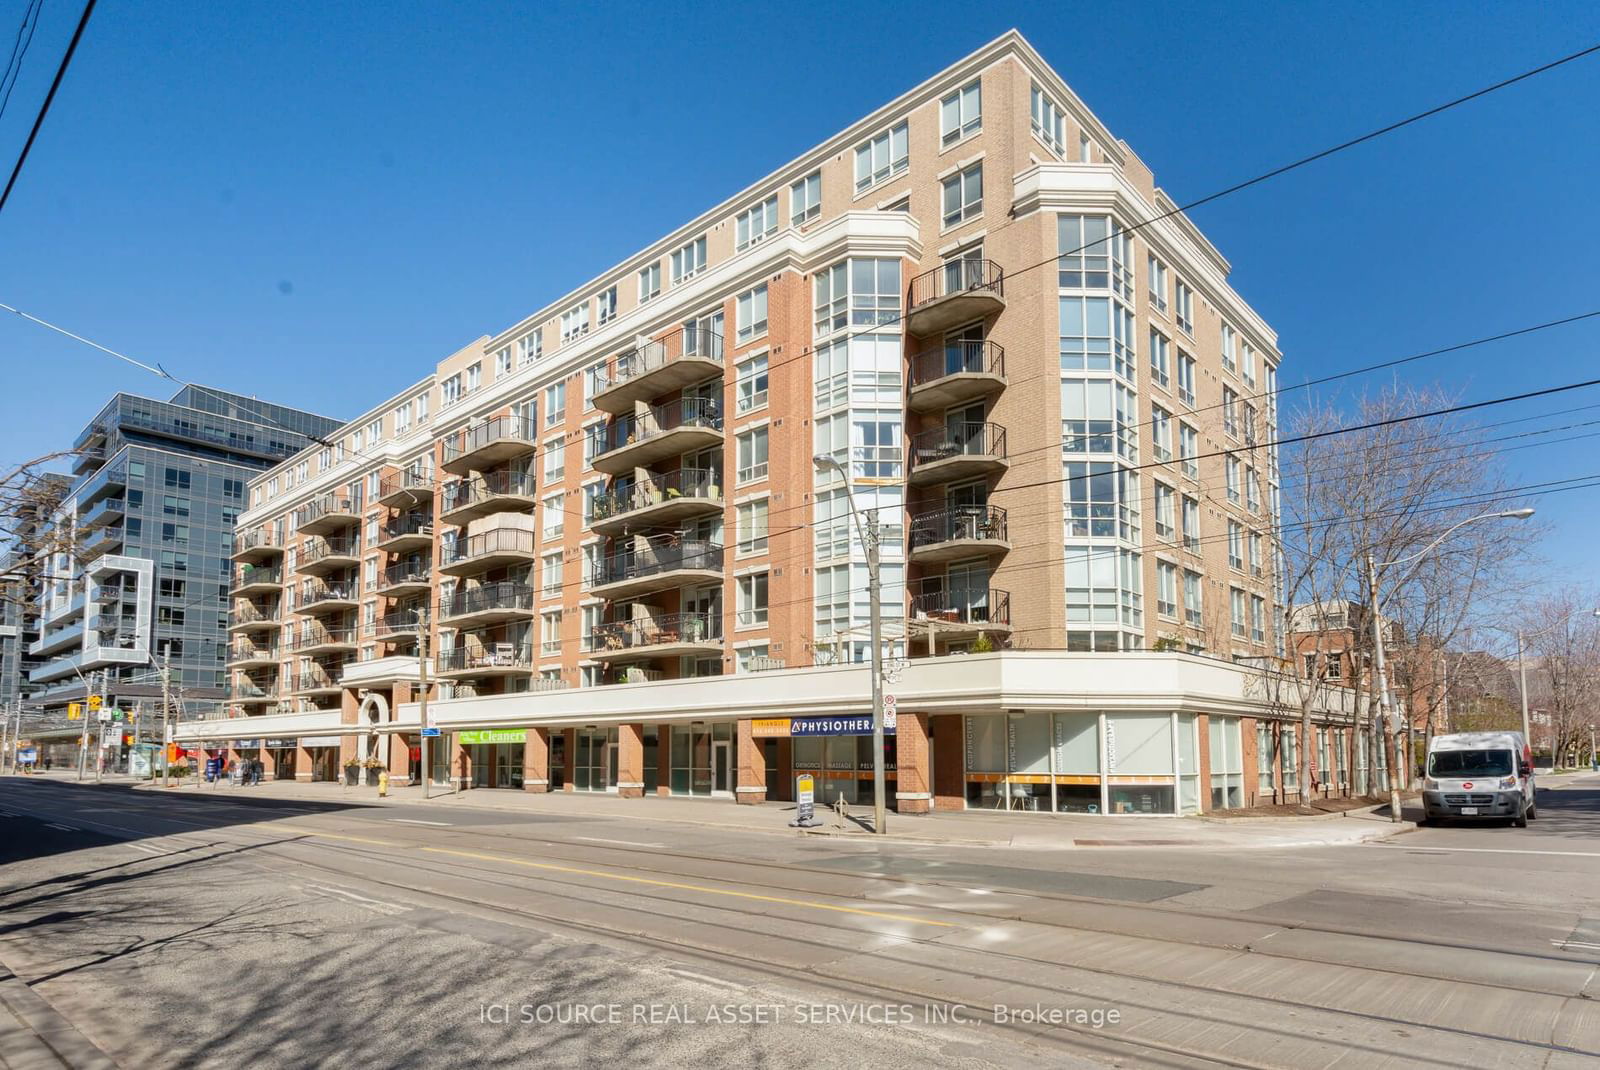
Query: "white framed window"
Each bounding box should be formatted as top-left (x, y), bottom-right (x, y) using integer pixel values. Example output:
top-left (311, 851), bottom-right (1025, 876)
top-left (1149, 328), bottom-right (1170, 389)
top-left (1030, 83), bottom-right (1064, 153)
top-left (737, 644), bottom-right (772, 672)
top-left (543, 439), bottom-right (565, 483)
top-left (414, 391), bottom-right (429, 424)
top-left (736, 353), bottom-right (769, 413)
top-left (1223, 387), bottom-right (1239, 437)
top-left (853, 120), bottom-right (908, 193)
top-left (442, 374), bottom-right (462, 407)
top-left (736, 195), bottom-right (779, 250)
top-left (1251, 594), bottom-right (1266, 643)
top-left (737, 498), bottom-right (769, 556)
top-left (541, 551), bottom-right (563, 597)
top-left (638, 262), bottom-right (661, 303)
top-left (670, 236), bottom-right (706, 283)
top-left (495, 346), bottom-right (512, 376)
top-left (465, 362), bottom-right (481, 393)
top-left (1151, 405), bottom-right (1172, 462)
top-left (1221, 323), bottom-right (1237, 375)
top-left (1148, 255), bottom-right (1168, 314)
top-left (580, 604), bottom-right (601, 652)
top-left (1080, 131), bottom-right (1092, 163)
top-left (940, 79), bottom-right (981, 146)
top-left (736, 284), bottom-right (768, 344)
top-left (1249, 530), bottom-right (1263, 575)
top-left (1154, 482), bottom-right (1176, 540)
top-left (366, 418), bottom-right (382, 443)
top-left (1242, 341), bottom-right (1257, 388)
top-left (790, 170), bottom-right (821, 225)
top-left (1231, 587), bottom-right (1247, 638)
top-left (1176, 351), bottom-right (1196, 406)
top-left (1181, 495), bottom-right (1200, 552)
top-left (736, 427), bottom-right (769, 484)
top-left (394, 402), bottom-right (411, 436)
top-left (596, 286), bottom-right (617, 325)
top-left (560, 303), bottom-right (589, 342)
top-left (317, 446), bottom-right (332, 471)
top-left (1226, 454), bottom-right (1241, 502)
top-left (542, 492), bottom-right (564, 539)
top-left (583, 360), bottom-right (606, 408)
top-left (1178, 422), bottom-right (1199, 479)
top-left (544, 381), bottom-right (566, 427)
top-left (1182, 569), bottom-right (1203, 626)
top-left (940, 162), bottom-right (982, 227)
top-left (519, 329), bottom-right (542, 366)
top-left (541, 610), bottom-right (562, 657)
top-left (814, 261), bottom-right (847, 337)
top-left (1156, 560), bottom-right (1178, 617)
top-left (1228, 519), bottom-right (1244, 570)
top-left (1174, 280), bottom-right (1194, 334)
top-left (737, 571), bottom-right (769, 627)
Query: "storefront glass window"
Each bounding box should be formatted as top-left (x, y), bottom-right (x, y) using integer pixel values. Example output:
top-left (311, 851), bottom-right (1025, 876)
top-left (1052, 713), bottom-right (1100, 812)
top-left (1105, 712), bottom-right (1175, 814)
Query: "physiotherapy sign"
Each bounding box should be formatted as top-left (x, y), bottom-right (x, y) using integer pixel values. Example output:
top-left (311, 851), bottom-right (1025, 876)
top-left (752, 716), bottom-right (897, 737)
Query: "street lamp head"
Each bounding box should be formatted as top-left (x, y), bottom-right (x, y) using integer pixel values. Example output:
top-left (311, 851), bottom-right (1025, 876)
top-left (812, 454), bottom-right (843, 474)
top-left (1499, 508), bottom-right (1536, 520)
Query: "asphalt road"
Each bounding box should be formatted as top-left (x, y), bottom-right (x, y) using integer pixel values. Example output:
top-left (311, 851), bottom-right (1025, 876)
top-left (1, 774), bottom-right (1598, 1069)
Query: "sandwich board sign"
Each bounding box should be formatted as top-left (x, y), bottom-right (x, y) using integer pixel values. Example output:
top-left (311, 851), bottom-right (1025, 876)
top-left (790, 773), bottom-right (822, 828)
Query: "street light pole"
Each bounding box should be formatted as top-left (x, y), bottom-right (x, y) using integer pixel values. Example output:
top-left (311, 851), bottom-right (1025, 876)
top-left (814, 455), bottom-right (887, 835)
top-left (417, 605), bottom-right (432, 801)
top-left (160, 659), bottom-right (173, 788)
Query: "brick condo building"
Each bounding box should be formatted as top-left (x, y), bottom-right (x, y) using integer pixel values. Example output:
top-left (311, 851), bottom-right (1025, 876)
top-left (176, 30), bottom-right (1346, 816)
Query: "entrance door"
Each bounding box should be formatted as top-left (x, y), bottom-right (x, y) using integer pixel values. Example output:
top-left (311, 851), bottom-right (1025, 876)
top-left (604, 741), bottom-right (618, 793)
top-left (947, 402), bottom-right (985, 455)
top-left (711, 740), bottom-right (732, 796)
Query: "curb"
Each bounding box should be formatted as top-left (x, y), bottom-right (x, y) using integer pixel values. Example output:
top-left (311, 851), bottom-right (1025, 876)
top-left (0, 956), bottom-right (118, 1069)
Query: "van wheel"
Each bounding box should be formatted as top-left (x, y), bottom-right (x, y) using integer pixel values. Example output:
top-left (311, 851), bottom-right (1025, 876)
top-left (1512, 805), bottom-right (1528, 829)
top-left (1527, 803), bottom-right (1537, 821)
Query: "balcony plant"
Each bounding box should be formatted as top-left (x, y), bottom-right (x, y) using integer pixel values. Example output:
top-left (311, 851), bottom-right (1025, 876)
top-left (971, 632), bottom-right (994, 654)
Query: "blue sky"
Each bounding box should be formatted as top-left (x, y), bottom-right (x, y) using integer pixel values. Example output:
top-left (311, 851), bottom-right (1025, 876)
top-left (1, 1), bottom-right (1598, 580)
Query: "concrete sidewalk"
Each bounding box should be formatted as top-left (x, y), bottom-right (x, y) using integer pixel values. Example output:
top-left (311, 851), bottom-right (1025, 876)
top-left (0, 958), bottom-right (118, 1070)
top-left (21, 771), bottom-right (1417, 850)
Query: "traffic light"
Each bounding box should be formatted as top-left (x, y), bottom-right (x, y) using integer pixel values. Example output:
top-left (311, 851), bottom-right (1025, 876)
top-left (67, 703), bottom-right (82, 720)
top-left (88, 695), bottom-right (102, 711)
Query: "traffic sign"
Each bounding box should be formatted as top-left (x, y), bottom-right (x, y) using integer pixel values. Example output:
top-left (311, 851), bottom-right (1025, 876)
top-left (88, 695), bottom-right (102, 711)
top-left (96, 710), bottom-right (112, 723)
top-left (882, 694), bottom-right (897, 732)
top-left (67, 703), bottom-right (82, 720)
top-left (420, 727), bottom-right (441, 738)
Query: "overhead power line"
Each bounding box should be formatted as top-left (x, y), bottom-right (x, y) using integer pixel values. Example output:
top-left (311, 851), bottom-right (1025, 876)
top-left (0, 0), bottom-right (43, 123)
top-left (0, 0), bottom-right (96, 220)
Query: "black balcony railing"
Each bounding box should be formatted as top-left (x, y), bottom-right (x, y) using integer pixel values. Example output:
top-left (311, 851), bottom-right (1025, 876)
top-left (294, 494), bottom-right (357, 530)
top-left (908, 258), bottom-right (1004, 310)
top-left (598, 325), bottom-right (725, 393)
top-left (295, 670), bottom-right (344, 692)
top-left (235, 527), bottom-right (281, 554)
top-left (228, 642), bottom-right (278, 662)
top-left (909, 504), bottom-right (1008, 549)
top-left (436, 644), bottom-right (534, 674)
top-left (232, 564), bottom-right (282, 587)
top-left (592, 538), bottom-right (722, 587)
top-left (440, 469), bottom-right (535, 513)
top-left (590, 397), bottom-right (722, 456)
top-left (590, 612), bottom-right (720, 652)
top-left (441, 528), bottom-right (536, 567)
top-left (376, 611), bottom-right (425, 638)
top-left (231, 604), bottom-right (277, 626)
top-left (300, 581), bottom-right (356, 607)
top-left (442, 415), bottom-right (536, 466)
top-left (301, 537), bottom-right (357, 565)
top-left (440, 582), bottom-right (535, 619)
top-left (286, 628), bottom-right (357, 652)
top-left (910, 339), bottom-right (1005, 387)
top-left (381, 514), bottom-right (434, 542)
top-left (380, 560), bottom-right (431, 588)
top-left (908, 422), bottom-right (1007, 470)
top-left (589, 468), bottom-right (720, 524)
top-left (379, 466), bottom-right (434, 499)
top-left (909, 586), bottom-right (1011, 627)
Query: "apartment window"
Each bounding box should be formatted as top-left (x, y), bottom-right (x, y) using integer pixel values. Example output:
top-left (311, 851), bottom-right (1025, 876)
top-left (541, 611), bottom-right (562, 657)
top-left (1228, 520), bottom-right (1244, 570)
top-left (940, 79), bottom-right (981, 146)
top-left (1221, 323), bottom-right (1237, 374)
top-left (790, 170), bottom-right (821, 225)
top-left (162, 494), bottom-right (190, 516)
top-left (1148, 255), bottom-right (1169, 313)
top-left (543, 439), bottom-right (565, 483)
top-left (1061, 379), bottom-right (1136, 458)
top-left (1251, 595), bottom-right (1266, 643)
top-left (583, 361), bottom-right (606, 408)
top-left (1157, 560), bottom-right (1178, 617)
top-left (737, 572), bottom-right (769, 626)
top-left (1057, 215), bottom-right (1110, 288)
top-left (541, 552), bottom-right (563, 597)
top-left (671, 236), bottom-right (707, 283)
top-left (1241, 341), bottom-right (1257, 388)
top-left (394, 402), bottom-right (411, 435)
top-left (580, 605), bottom-right (601, 652)
top-left (293, 461), bottom-right (307, 485)
top-left (1137, 330), bottom-right (1167, 396)
top-left (317, 447), bottom-right (332, 471)
top-left (941, 162), bottom-right (982, 227)
top-left (159, 578), bottom-right (186, 599)
top-left (1249, 530), bottom-right (1263, 575)
top-left (1080, 132), bottom-right (1092, 162)
top-left (1111, 300), bottom-right (1136, 381)
top-left (1182, 569), bottom-right (1203, 626)
top-left (165, 468), bottom-right (191, 490)
top-left (737, 644), bottom-right (772, 673)
top-left (737, 498), bottom-right (769, 554)
top-left (162, 523), bottom-right (189, 546)
top-left (1230, 588), bottom-right (1247, 638)
top-left (736, 195), bottom-right (779, 250)
top-left (495, 347), bottom-right (512, 376)
top-left (1223, 387), bottom-right (1239, 437)
top-left (367, 418), bottom-right (383, 443)
top-left (519, 330), bottom-right (543, 366)
top-left (854, 120), bottom-right (908, 193)
top-left (1245, 465), bottom-right (1260, 512)
top-left (352, 428), bottom-right (364, 454)
top-left (1176, 351), bottom-right (1196, 406)
top-left (736, 284), bottom-right (768, 344)
top-left (736, 353), bottom-right (769, 413)
top-left (1151, 405), bottom-right (1172, 462)
top-left (1154, 482), bottom-right (1176, 540)
top-left (596, 286), bottom-right (617, 325)
top-left (544, 382), bottom-right (566, 427)
top-left (542, 492), bottom-right (564, 539)
top-left (1181, 495), bottom-right (1200, 552)
top-left (1030, 84), bottom-right (1064, 153)
top-left (415, 391), bottom-right (429, 424)
top-left (1226, 454), bottom-right (1241, 502)
top-left (1174, 280), bottom-right (1194, 334)
top-left (560, 303), bottom-right (589, 342)
top-left (1058, 296), bottom-right (1112, 369)
top-left (737, 426), bottom-right (769, 484)
top-left (638, 262), bottom-right (662, 303)
top-left (1064, 461), bottom-right (1139, 540)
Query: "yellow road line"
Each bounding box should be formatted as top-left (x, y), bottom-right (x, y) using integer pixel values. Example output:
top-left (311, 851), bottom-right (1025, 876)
top-left (268, 823), bottom-right (955, 928)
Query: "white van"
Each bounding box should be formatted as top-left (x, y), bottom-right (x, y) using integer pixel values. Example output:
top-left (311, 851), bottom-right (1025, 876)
top-left (1421, 732), bottom-right (1536, 827)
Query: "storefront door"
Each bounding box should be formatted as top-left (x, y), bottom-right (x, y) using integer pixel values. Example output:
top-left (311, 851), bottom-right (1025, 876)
top-left (711, 740), bottom-right (731, 796)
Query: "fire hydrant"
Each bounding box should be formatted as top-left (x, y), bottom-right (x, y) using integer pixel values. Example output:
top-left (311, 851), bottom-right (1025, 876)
top-left (377, 769), bottom-right (389, 797)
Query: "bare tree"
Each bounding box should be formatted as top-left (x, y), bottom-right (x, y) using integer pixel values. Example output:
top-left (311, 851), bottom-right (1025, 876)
top-left (0, 452), bottom-right (79, 610)
top-left (1518, 590), bottom-right (1600, 767)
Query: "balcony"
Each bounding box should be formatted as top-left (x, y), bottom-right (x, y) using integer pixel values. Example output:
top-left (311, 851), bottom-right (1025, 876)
top-left (376, 514), bottom-right (434, 553)
top-left (589, 612), bottom-right (722, 664)
top-left (593, 325), bottom-right (725, 415)
top-left (78, 524), bottom-right (124, 561)
top-left (30, 621), bottom-right (85, 659)
top-left (229, 604), bottom-right (279, 633)
top-left (439, 469), bottom-right (536, 525)
top-left (908, 504), bottom-right (1010, 566)
top-left (77, 465), bottom-right (126, 508)
top-left (232, 564), bottom-right (283, 597)
top-left (435, 643), bottom-right (534, 679)
top-left (78, 496), bottom-right (125, 531)
top-left (294, 671), bottom-right (345, 697)
top-left (908, 585), bottom-right (1012, 643)
top-left (233, 526), bottom-right (284, 563)
top-left (437, 529), bottom-right (537, 577)
top-left (297, 581), bottom-right (359, 615)
top-left (376, 611), bottom-right (425, 640)
top-left (296, 537), bottom-right (359, 577)
top-left (587, 468), bottom-right (723, 536)
top-left (589, 398), bottom-right (723, 476)
top-left (908, 339), bottom-right (1006, 413)
top-left (589, 537), bottom-right (723, 601)
top-left (438, 582), bottom-right (535, 628)
top-left (440, 415), bottom-right (537, 476)
top-left (232, 681), bottom-right (279, 706)
top-left (377, 466), bottom-right (435, 507)
top-left (907, 422), bottom-right (1008, 486)
top-left (295, 494), bottom-right (359, 536)
top-left (227, 640), bottom-right (279, 669)
top-left (286, 628), bottom-right (358, 657)
top-left (72, 448), bottom-right (106, 475)
top-left (376, 559), bottom-right (432, 596)
top-left (905, 258), bottom-right (1005, 338)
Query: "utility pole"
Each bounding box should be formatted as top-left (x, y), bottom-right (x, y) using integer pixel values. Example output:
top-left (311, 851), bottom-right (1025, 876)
top-left (1516, 629), bottom-right (1534, 760)
top-left (416, 605), bottom-right (432, 800)
top-left (160, 658), bottom-right (173, 788)
top-left (77, 670), bottom-right (96, 781)
top-left (864, 510), bottom-right (886, 836)
top-left (1, 699), bottom-right (12, 774)
top-left (93, 671), bottom-right (106, 785)
top-left (1365, 553), bottom-right (1403, 824)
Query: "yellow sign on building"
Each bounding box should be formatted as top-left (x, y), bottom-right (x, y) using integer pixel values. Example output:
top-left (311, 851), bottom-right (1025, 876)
top-left (88, 695), bottom-right (103, 711)
top-left (67, 703), bottom-right (82, 720)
